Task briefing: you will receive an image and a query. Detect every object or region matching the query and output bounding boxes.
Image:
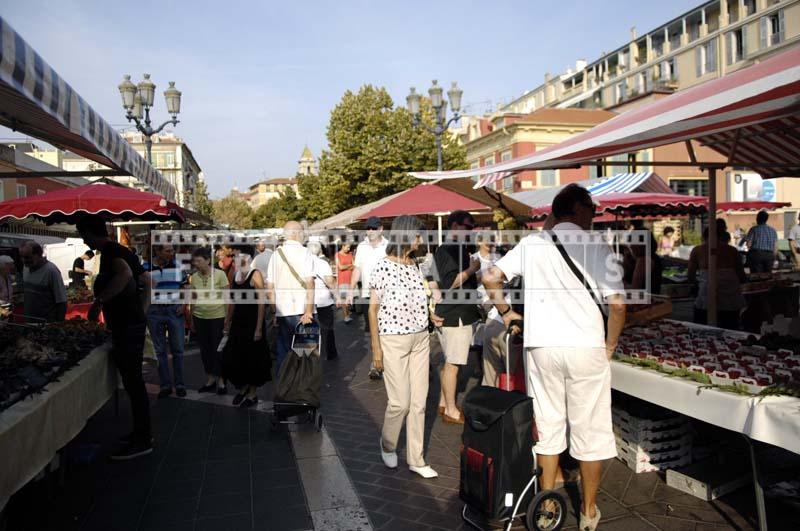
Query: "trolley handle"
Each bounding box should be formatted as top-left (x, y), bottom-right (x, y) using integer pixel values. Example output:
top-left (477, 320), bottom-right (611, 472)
top-left (501, 320), bottom-right (524, 391)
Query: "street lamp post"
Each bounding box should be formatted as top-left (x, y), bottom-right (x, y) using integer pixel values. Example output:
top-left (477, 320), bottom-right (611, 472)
top-left (406, 80), bottom-right (463, 171)
top-left (117, 74), bottom-right (182, 165)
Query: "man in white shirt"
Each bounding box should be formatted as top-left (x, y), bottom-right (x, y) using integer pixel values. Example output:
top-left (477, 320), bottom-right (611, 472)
top-left (482, 184), bottom-right (626, 531)
top-left (788, 213), bottom-right (800, 269)
top-left (347, 216), bottom-right (389, 379)
top-left (266, 222), bottom-right (315, 370)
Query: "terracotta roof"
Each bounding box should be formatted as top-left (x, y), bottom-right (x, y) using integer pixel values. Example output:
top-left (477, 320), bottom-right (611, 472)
top-left (517, 107), bottom-right (616, 125)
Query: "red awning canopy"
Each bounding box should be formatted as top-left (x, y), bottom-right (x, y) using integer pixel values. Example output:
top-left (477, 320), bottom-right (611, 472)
top-left (359, 184), bottom-right (490, 219)
top-left (411, 45), bottom-right (800, 187)
top-left (530, 192), bottom-right (708, 221)
top-left (0, 183), bottom-right (185, 224)
top-left (716, 200), bottom-right (791, 212)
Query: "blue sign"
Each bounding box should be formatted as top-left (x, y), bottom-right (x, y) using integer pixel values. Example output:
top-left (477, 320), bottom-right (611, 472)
top-left (761, 180), bottom-right (776, 201)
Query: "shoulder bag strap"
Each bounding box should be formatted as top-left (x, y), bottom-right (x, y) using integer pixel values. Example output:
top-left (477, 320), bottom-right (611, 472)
top-left (550, 232), bottom-right (608, 334)
top-left (277, 247), bottom-right (305, 287)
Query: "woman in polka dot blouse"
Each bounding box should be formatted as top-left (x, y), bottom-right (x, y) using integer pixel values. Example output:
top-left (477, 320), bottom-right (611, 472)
top-left (369, 216), bottom-right (443, 479)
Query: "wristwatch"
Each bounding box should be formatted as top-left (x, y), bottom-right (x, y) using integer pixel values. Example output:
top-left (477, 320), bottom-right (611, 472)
top-left (499, 305), bottom-right (511, 316)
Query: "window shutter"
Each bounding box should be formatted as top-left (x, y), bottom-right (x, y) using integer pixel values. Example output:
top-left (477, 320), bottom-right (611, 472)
top-left (708, 38), bottom-right (717, 72)
top-left (742, 25), bottom-right (748, 57)
top-left (778, 10), bottom-right (785, 43)
top-left (695, 46), bottom-right (703, 77)
top-left (760, 16), bottom-right (768, 49)
top-left (727, 33), bottom-right (734, 65)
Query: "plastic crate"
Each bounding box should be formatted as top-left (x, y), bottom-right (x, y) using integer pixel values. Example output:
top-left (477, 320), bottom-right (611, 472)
top-left (612, 407), bottom-right (687, 433)
top-left (616, 433), bottom-right (692, 455)
top-left (614, 421), bottom-right (689, 444)
top-left (616, 443), bottom-right (692, 473)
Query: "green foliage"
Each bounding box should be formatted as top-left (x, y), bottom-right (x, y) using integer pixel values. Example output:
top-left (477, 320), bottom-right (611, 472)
top-left (194, 179), bottom-right (214, 219)
top-left (298, 84), bottom-right (467, 222)
top-left (682, 230), bottom-right (703, 246)
top-left (211, 195), bottom-right (253, 229)
top-left (251, 185), bottom-right (304, 229)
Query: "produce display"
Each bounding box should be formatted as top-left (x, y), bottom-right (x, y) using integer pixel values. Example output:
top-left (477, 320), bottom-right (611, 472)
top-left (0, 319), bottom-right (108, 412)
top-left (616, 320), bottom-right (800, 397)
top-left (66, 286), bottom-right (93, 304)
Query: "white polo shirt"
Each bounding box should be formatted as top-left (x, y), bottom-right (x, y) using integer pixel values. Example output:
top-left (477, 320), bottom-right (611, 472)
top-left (354, 236), bottom-right (388, 298)
top-left (312, 256), bottom-right (335, 309)
top-left (495, 222), bottom-right (624, 349)
top-left (266, 240), bottom-right (313, 317)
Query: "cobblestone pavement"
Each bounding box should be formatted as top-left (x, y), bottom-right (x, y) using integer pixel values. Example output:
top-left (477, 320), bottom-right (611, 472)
top-left (320, 311), bottom-right (798, 531)
top-left (7, 309), bottom-right (799, 531)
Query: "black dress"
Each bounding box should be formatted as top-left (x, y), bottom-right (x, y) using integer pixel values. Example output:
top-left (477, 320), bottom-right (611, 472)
top-left (222, 271), bottom-right (271, 388)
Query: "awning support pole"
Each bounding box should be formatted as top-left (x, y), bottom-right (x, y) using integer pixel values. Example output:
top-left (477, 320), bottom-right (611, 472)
top-left (437, 215), bottom-right (443, 245)
top-left (707, 166), bottom-right (718, 327)
top-left (744, 434), bottom-right (769, 531)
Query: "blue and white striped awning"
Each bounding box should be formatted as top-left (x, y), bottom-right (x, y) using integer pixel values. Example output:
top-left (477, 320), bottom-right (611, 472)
top-left (586, 171), bottom-right (670, 195)
top-left (0, 17), bottom-right (175, 201)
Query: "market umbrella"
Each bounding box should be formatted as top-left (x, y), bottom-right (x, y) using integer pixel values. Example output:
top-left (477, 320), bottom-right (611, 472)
top-left (0, 183), bottom-right (185, 224)
top-left (529, 192), bottom-right (708, 221)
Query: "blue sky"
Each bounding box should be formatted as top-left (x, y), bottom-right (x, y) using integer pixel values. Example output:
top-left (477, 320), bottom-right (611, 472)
top-left (2, 0), bottom-right (698, 197)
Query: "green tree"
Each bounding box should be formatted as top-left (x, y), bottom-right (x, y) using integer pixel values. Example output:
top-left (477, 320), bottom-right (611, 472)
top-left (251, 186), bottom-right (304, 228)
top-left (194, 179), bottom-right (214, 218)
top-left (211, 195), bottom-right (253, 229)
top-left (298, 85), bottom-right (466, 221)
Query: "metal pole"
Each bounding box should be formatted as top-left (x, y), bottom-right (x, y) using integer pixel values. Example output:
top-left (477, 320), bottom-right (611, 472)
top-left (744, 435), bottom-right (768, 531)
top-left (436, 129), bottom-right (443, 171)
top-left (708, 167), bottom-right (718, 326)
top-left (145, 136), bottom-right (153, 165)
top-left (437, 215), bottom-right (443, 245)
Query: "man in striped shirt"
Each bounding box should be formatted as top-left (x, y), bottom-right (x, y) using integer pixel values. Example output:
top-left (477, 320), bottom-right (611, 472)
top-left (745, 210), bottom-right (778, 273)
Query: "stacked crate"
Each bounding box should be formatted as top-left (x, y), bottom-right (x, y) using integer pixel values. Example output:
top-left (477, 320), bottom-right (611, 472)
top-left (613, 406), bottom-right (692, 473)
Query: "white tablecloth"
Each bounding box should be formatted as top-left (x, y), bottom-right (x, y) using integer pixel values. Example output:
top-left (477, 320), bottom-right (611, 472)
top-left (612, 361), bottom-right (800, 455)
top-left (0, 344), bottom-right (115, 510)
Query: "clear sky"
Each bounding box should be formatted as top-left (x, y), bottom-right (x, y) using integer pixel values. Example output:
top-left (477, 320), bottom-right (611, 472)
top-left (2, 0), bottom-right (699, 197)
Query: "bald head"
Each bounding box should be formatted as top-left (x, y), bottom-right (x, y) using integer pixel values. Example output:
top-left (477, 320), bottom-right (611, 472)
top-left (283, 221), bottom-right (305, 242)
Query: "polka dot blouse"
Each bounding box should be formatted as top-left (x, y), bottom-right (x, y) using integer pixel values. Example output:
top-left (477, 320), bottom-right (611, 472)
top-left (369, 257), bottom-right (429, 336)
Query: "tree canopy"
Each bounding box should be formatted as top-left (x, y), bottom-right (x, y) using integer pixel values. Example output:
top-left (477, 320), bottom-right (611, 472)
top-left (251, 185), bottom-right (304, 229)
top-left (194, 179), bottom-right (214, 219)
top-left (211, 194), bottom-right (253, 229)
top-left (298, 85), bottom-right (466, 222)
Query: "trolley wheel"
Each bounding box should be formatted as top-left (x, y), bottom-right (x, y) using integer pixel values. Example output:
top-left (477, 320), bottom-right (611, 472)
top-left (525, 490), bottom-right (566, 531)
top-left (315, 412), bottom-right (323, 431)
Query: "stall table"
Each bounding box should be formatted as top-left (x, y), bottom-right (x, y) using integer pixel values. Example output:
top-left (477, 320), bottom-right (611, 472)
top-left (0, 344), bottom-right (115, 511)
top-left (613, 321), bottom-right (800, 530)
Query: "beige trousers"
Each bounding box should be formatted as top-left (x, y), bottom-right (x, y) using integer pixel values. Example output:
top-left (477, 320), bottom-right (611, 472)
top-left (379, 330), bottom-right (430, 467)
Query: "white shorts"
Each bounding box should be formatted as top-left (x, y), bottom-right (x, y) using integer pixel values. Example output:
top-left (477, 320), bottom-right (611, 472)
top-left (526, 347), bottom-right (616, 461)
top-left (438, 320), bottom-right (473, 366)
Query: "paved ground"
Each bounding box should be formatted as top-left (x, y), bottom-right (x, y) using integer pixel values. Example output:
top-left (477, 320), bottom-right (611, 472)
top-left (5, 308), bottom-right (800, 530)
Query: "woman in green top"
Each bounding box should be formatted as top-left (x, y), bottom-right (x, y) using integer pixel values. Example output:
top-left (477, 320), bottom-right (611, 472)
top-left (188, 247), bottom-right (230, 394)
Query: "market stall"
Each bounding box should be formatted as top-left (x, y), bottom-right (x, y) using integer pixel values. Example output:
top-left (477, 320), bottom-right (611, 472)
top-left (0, 321), bottom-right (111, 510)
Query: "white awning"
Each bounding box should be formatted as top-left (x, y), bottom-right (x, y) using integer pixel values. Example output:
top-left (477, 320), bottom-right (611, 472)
top-left (0, 17), bottom-right (175, 200)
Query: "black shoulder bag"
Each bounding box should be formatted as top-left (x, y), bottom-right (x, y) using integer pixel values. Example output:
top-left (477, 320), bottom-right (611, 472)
top-left (550, 232), bottom-right (608, 337)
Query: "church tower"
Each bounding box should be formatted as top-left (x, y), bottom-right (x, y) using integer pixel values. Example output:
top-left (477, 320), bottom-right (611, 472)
top-left (298, 145), bottom-right (318, 176)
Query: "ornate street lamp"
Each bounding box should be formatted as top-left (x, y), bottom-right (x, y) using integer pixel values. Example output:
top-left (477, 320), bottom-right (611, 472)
top-left (407, 80), bottom-right (463, 171)
top-left (117, 74), bottom-right (182, 164)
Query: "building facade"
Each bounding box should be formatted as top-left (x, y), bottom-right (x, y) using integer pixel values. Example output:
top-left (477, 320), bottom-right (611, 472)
top-left (240, 146), bottom-right (315, 209)
top-left (32, 132), bottom-right (203, 209)
top-left (479, 0), bottom-right (800, 232)
top-left (0, 143), bottom-right (86, 201)
top-left (464, 108), bottom-right (617, 193)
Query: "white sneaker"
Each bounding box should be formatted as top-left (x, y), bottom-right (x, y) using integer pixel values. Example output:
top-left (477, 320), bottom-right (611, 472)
top-left (380, 438), bottom-right (397, 469)
top-left (409, 465), bottom-right (438, 479)
top-left (579, 507), bottom-right (601, 531)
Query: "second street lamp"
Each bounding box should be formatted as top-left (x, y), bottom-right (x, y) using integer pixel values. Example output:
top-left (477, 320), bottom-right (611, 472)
top-left (407, 80), bottom-right (463, 171)
top-left (117, 74), bottom-right (182, 165)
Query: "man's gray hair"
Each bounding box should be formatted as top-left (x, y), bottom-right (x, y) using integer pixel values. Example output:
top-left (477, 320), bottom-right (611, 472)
top-left (307, 241), bottom-right (323, 256)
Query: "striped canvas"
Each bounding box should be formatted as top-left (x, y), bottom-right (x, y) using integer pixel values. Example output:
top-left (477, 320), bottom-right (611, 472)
top-left (0, 17), bottom-right (175, 201)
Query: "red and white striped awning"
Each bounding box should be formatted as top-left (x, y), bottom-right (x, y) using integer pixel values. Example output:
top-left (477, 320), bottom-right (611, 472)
top-left (412, 45), bottom-right (800, 188)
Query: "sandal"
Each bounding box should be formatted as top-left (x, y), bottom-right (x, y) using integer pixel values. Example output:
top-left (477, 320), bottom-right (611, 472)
top-left (442, 412), bottom-right (465, 425)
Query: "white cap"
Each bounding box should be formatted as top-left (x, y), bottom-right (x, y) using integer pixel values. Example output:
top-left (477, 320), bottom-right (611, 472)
top-left (0, 255), bottom-right (14, 265)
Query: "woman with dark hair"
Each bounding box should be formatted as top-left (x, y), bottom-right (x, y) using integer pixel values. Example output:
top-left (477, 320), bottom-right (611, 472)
top-left (658, 226), bottom-right (676, 256)
top-left (222, 244), bottom-right (270, 407)
top-left (188, 247), bottom-right (230, 394)
top-left (369, 215), bottom-right (442, 479)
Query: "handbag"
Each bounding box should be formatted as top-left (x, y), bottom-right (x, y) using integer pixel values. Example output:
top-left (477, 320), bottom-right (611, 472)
top-left (550, 232), bottom-right (608, 337)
